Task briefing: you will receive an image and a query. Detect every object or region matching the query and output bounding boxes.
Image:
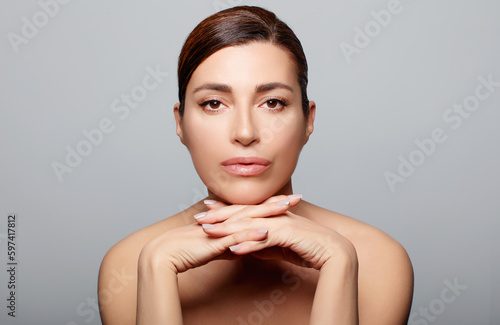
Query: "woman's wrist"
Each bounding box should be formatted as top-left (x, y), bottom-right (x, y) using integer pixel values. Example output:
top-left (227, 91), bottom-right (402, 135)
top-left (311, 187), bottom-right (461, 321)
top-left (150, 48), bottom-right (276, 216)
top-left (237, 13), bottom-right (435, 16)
top-left (312, 242), bottom-right (359, 325)
top-left (136, 246), bottom-right (183, 325)
top-left (138, 243), bottom-right (179, 276)
top-left (319, 254), bottom-right (359, 286)
top-left (319, 234), bottom-right (358, 272)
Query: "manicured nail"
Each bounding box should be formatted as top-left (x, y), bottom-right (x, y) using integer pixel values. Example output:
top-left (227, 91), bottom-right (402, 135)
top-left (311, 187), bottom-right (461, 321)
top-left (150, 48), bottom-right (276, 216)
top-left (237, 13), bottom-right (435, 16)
top-left (204, 200), bottom-right (216, 205)
top-left (258, 228), bottom-right (268, 234)
top-left (229, 244), bottom-right (241, 252)
top-left (288, 194), bottom-right (303, 200)
top-left (277, 199), bottom-right (290, 206)
top-left (194, 212), bottom-right (206, 219)
top-left (202, 223), bottom-right (214, 229)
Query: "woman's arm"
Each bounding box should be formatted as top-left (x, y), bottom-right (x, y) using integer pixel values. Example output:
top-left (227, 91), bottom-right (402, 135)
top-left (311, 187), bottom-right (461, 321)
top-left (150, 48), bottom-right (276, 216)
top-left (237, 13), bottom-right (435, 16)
top-left (199, 197), bottom-right (361, 323)
top-left (134, 222), bottom-right (275, 324)
top-left (134, 197), bottom-right (302, 324)
top-left (310, 244), bottom-right (359, 324)
top-left (99, 198), bottom-right (301, 324)
top-left (136, 248), bottom-right (183, 325)
top-left (198, 197), bottom-right (412, 324)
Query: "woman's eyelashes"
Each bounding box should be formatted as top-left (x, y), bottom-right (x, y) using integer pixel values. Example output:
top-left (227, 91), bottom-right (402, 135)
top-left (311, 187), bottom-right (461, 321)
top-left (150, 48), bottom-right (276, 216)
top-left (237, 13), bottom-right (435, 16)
top-left (260, 97), bottom-right (289, 111)
top-left (199, 99), bottom-right (226, 113)
top-left (198, 97), bottom-right (290, 114)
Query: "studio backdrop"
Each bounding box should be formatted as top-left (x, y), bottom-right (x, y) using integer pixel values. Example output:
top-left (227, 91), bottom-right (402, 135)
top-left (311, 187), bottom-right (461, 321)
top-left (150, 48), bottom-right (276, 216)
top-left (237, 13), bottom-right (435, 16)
top-left (1, 0), bottom-right (499, 324)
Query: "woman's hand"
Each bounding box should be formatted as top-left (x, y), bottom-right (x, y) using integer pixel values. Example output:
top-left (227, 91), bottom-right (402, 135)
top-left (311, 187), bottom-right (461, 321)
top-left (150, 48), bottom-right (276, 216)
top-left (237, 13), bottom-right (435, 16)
top-left (196, 195), bottom-right (358, 271)
top-left (197, 195), bottom-right (360, 324)
top-left (136, 195), bottom-right (359, 325)
top-left (138, 195), bottom-right (301, 274)
top-left (136, 202), bottom-right (302, 325)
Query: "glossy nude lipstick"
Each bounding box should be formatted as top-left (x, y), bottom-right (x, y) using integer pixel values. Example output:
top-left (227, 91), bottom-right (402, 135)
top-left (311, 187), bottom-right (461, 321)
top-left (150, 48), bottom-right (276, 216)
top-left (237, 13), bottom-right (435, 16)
top-left (220, 156), bottom-right (271, 176)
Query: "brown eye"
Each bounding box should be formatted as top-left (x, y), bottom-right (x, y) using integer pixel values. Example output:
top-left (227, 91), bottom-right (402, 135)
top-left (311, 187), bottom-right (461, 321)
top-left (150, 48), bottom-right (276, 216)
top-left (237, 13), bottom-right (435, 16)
top-left (199, 99), bottom-right (226, 113)
top-left (262, 98), bottom-right (286, 111)
top-left (208, 100), bottom-right (221, 109)
top-left (266, 100), bottom-right (278, 108)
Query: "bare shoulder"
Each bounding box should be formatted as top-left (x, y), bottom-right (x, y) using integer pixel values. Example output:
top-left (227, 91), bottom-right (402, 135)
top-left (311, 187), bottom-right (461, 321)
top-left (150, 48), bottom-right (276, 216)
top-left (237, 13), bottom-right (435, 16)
top-left (97, 205), bottom-right (200, 325)
top-left (301, 201), bottom-right (414, 324)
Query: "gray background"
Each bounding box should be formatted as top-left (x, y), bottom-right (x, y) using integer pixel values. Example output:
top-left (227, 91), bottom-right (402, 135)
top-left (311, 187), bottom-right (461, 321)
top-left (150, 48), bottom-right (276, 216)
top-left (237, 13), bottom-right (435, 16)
top-left (1, 0), bottom-right (498, 324)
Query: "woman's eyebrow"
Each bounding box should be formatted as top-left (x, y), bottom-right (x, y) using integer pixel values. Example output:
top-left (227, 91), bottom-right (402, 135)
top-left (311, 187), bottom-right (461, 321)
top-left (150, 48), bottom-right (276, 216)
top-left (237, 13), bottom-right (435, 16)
top-left (193, 83), bottom-right (232, 93)
top-left (192, 82), bottom-right (294, 94)
top-left (255, 82), bottom-right (294, 93)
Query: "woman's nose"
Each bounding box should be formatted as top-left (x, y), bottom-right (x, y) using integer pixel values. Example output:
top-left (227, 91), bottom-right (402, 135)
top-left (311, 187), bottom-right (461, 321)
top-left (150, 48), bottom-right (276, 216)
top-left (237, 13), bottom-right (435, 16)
top-left (231, 107), bottom-right (259, 146)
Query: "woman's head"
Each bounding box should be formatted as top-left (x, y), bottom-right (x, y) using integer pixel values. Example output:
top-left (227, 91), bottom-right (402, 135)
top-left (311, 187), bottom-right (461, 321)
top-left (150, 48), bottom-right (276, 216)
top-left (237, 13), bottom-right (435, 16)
top-left (174, 6), bottom-right (315, 204)
top-left (177, 6), bottom-right (310, 116)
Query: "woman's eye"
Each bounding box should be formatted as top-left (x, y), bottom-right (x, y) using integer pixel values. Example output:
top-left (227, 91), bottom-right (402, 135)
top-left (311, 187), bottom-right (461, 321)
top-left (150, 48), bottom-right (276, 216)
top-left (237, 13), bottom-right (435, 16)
top-left (262, 99), bottom-right (286, 110)
top-left (200, 100), bottom-right (224, 111)
top-left (207, 100), bottom-right (221, 109)
top-left (266, 100), bottom-right (279, 108)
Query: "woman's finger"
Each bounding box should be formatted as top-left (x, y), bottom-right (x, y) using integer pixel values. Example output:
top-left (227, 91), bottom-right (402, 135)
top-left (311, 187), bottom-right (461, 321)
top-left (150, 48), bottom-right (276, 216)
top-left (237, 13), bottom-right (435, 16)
top-left (196, 200), bottom-right (287, 224)
top-left (215, 227), bottom-right (269, 253)
top-left (194, 204), bottom-right (247, 222)
top-left (262, 194), bottom-right (302, 206)
top-left (195, 195), bottom-right (302, 224)
top-left (203, 199), bottom-right (227, 210)
top-left (201, 214), bottom-right (275, 238)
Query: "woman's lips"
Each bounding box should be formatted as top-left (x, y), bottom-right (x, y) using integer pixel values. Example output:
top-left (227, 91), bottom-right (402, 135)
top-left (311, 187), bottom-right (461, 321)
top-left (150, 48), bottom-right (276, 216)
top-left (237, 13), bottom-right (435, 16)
top-left (221, 157), bottom-right (271, 176)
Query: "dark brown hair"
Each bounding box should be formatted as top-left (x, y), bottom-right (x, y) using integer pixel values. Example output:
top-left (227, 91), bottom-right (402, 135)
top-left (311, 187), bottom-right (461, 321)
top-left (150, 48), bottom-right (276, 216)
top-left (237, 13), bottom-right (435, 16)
top-left (177, 6), bottom-right (309, 116)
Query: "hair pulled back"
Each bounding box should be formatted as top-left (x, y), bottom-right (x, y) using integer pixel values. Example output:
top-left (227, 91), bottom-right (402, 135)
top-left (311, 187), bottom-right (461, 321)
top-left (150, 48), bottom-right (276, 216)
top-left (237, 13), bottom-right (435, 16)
top-left (177, 6), bottom-right (309, 116)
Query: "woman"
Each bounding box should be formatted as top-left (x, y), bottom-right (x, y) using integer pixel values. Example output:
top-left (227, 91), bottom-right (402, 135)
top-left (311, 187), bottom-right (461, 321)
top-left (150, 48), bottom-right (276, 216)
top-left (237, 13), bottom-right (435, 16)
top-left (98, 6), bottom-right (413, 324)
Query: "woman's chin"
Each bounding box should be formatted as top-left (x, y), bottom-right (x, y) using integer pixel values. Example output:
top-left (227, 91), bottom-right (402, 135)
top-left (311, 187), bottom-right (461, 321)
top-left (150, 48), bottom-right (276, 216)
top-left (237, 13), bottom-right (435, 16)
top-left (203, 175), bottom-right (293, 205)
top-left (208, 185), bottom-right (279, 205)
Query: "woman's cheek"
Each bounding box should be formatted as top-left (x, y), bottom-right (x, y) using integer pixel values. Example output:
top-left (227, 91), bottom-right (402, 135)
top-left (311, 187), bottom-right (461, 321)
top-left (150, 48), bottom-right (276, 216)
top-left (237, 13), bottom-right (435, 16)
top-left (184, 114), bottom-right (220, 150)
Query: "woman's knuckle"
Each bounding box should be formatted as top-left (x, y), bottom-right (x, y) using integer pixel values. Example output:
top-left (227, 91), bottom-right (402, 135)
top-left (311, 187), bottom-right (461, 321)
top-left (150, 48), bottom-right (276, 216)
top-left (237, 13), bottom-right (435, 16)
top-left (231, 231), bottom-right (246, 243)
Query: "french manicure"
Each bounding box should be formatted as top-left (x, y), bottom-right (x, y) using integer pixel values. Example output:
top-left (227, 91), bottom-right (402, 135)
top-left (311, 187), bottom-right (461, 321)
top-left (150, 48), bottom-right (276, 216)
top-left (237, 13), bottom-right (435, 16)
top-left (277, 199), bottom-right (290, 206)
top-left (194, 212), bottom-right (206, 219)
top-left (288, 194), bottom-right (303, 200)
top-left (202, 223), bottom-right (215, 229)
top-left (204, 199), bottom-right (217, 205)
top-left (229, 244), bottom-right (241, 252)
top-left (258, 228), bottom-right (269, 234)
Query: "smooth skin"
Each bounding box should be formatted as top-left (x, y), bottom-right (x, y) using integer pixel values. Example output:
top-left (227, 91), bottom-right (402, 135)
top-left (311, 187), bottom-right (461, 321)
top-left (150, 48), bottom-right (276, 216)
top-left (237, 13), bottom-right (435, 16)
top-left (98, 42), bottom-right (413, 324)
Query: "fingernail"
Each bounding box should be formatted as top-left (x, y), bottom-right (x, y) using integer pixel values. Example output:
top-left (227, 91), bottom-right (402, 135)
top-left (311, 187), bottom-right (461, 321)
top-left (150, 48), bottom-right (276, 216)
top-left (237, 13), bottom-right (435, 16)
top-left (229, 244), bottom-right (241, 252)
top-left (258, 228), bottom-right (268, 234)
top-left (288, 194), bottom-right (303, 199)
top-left (194, 212), bottom-right (206, 219)
top-left (204, 200), bottom-right (216, 205)
top-left (202, 223), bottom-right (214, 229)
top-left (277, 199), bottom-right (290, 206)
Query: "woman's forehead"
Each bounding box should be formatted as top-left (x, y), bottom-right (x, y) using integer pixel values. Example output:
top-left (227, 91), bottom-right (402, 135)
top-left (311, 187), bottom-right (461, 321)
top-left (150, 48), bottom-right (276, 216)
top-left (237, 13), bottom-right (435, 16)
top-left (187, 43), bottom-right (299, 93)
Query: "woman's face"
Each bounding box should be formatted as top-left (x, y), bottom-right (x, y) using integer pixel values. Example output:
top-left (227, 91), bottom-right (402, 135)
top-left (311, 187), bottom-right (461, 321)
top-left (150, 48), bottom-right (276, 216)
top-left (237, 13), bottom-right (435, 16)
top-left (175, 42), bottom-right (315, 205)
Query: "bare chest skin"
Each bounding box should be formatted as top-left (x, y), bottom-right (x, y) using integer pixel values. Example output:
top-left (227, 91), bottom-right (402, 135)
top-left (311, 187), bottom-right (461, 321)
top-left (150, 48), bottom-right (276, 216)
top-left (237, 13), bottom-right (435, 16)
top-left (100, 199), bottom-right (412, 325)
top-left (178, 255), bottom-right (320, 325)
top-left (171, 201), bottom-right (348, 324)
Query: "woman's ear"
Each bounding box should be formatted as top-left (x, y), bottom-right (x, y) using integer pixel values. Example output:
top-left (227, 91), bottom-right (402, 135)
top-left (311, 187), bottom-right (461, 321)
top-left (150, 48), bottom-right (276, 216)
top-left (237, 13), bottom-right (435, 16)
top-left (304, 100), bottom-right (316, 144)
top-left (173, 103), bottom-right (185, 144)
